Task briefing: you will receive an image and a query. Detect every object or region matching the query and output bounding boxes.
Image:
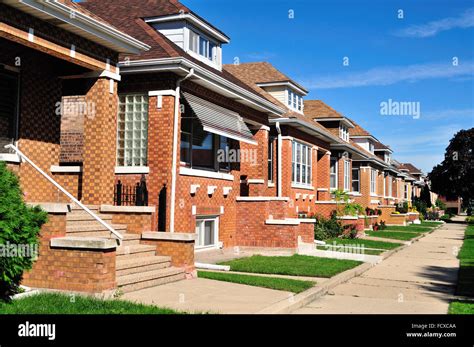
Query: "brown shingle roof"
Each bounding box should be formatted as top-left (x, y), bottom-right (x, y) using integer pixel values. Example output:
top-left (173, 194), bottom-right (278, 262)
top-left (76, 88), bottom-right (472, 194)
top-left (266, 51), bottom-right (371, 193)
top-left (79, 0), bottom-right (266, 100)
top-left (398, 163), bottom-right (422, 174)
top-left (374, 141), bottom-right (391, 151)
top-left (348, 120), bottom-right (371, 136)
top-left (303, 100), bottom-right (344, 119)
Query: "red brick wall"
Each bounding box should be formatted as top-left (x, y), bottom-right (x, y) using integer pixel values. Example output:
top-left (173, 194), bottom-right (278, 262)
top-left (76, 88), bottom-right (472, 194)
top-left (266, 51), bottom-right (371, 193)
top-left (141, 239), bottom-right (194, 273)
top-left (22, 213), bottom-right (116, 292)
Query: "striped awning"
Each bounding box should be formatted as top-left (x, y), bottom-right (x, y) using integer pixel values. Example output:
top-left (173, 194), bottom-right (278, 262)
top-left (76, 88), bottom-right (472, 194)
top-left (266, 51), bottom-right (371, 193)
top-left (182, 92), bottom-right (257, 145)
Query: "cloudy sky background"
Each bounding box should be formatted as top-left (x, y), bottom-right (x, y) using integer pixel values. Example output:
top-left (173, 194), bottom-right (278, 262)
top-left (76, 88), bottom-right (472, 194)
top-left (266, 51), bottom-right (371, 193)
top-left (184, 0), bottom-right (474, 173)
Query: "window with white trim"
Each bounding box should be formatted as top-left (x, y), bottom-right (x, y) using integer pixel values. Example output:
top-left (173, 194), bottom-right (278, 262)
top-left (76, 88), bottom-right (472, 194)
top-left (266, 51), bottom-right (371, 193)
top-left (292, 141), bottom-right (311, 186)
top-left (387, 176), bottom-right (392, 197)
top-left (339, 124), bottom-right (349, 142)
top-left (369, 141), bottom-right (374, 153)
top-left (287, 89), bottom-right (303, 112)
top-left (117, 94), bottom-right (149, 166)
top-left (268, 137), bottom-right (273, 182)
top-left (330, 157), bottom-right (338, 189)
top-left (352, 168), bottom-right (360, 192)
top-left (343, 160), bottom-right (350, 191)
top-left (195, 217), bottom-right (218, 248)
top-left (188, 28), bottom-right (219, 65)
top-left (370, 169), bottom-right (377, 194)
top-left (404, 184), bottom-right (408, 200)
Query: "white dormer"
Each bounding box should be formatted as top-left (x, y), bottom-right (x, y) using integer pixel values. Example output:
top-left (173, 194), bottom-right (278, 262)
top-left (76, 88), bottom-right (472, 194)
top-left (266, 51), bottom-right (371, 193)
top-left (145, 13), bottom-right (230, 71)
top-left (385, 153), bottom-right (391, 164)
top-left (256, 81), bottom-right (307, 114)
top-left (351, 137), bottom-right (376, 154)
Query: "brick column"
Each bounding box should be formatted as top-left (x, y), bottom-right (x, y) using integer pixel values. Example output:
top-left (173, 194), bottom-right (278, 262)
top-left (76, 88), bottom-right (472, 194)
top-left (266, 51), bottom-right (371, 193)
top-left (147, 95), bottom-right (176, 231)
top-left (82, 78), bottom-right (117, 205)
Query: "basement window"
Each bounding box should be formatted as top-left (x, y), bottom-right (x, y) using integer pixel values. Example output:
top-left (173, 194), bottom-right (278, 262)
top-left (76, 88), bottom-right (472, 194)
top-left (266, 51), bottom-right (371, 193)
top-left (195, 217), bottom-right (219, 249)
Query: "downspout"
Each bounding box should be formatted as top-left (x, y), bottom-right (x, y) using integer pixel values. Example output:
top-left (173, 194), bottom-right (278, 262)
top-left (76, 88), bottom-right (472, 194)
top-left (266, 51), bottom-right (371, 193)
top-left (275, 121), bottom-right (282, 197)
top-left (169, 68), bottom-right (194, 233)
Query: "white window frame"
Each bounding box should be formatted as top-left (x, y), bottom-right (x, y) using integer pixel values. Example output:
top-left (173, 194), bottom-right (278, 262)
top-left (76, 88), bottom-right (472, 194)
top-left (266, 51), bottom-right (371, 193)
top-left (116, 94), bottom-right (149, 167)
top-left (387, 176), bottom-right (393, 197)
top-left (352, 168), bottom-right (360, 192)
top-left (292, 141), bottom-right (312, 186)
top-left (330, 157), bottom-right (338, 190)
top-left (187, 27), bottom-right (220, 68)
top-left (268, 137), bottom-right (274, 182)
top-left (286, 89), bottom-right (303, 113)
top-left (195, 216), bottom-right (219, 249)
top-left (404, 184), bottom-right (408, 200)
top-left (339, 124), bottom-right (349, 142)
top-left (343, 160), bottom-right (351, 191)
top-left (370, 169), bottom-right (377, 194)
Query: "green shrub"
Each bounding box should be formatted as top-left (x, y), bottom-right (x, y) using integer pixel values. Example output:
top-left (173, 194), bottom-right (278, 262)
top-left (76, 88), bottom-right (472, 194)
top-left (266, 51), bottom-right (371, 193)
top-left (435, 198), bottom-right (447, 211)
top-left (0, 162), bottom-right (47, 300)
top-left (466, 216), bottom-right (474, 225)
top-left (440, 214), bottom-right (452, 221)
top-left (379, 221), bottom-right (387, 230)
top-left (396, 201), bottom-right (409, 214)
top-left (313, 213), bottom-right (344, 240)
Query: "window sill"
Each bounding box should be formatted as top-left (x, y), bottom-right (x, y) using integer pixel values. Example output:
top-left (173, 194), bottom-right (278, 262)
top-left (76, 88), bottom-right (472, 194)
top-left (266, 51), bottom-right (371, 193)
top-left (0, 153), bottom-right (20, 163)
top-left (115, 166), bottom-right (150, 174)
top-left (291, 183), bottom-right (314, 191)
top-left (179, 167), bottom-right (234, 181)
top-left (267, 182), bottom-right (275, 187)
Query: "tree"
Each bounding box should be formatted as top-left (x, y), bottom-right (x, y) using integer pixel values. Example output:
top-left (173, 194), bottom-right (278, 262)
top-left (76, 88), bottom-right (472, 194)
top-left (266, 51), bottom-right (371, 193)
top-left (0, 162), bottom-right (47, 300)
top-left (420, 184), bottom-right (432, 208)
top-left (429, 128), bottom-right (474, 204)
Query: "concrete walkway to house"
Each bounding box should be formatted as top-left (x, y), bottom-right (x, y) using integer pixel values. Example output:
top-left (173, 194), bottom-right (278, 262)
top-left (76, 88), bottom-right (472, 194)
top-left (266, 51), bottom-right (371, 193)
top-left (293, 218), bottom-right (466, 314)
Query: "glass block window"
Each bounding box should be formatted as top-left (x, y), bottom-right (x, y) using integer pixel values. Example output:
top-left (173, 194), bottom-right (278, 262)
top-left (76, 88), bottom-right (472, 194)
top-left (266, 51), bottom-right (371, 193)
top-left (117, 94), bottom-right (149, 166)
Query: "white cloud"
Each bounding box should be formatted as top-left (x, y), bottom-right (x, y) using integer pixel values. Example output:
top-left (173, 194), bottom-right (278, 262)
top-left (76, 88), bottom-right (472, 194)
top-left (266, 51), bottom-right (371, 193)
top-left (303, 61), bottom-right (474, 89)
top-left (423, 108), bottom-right (474, 121)
top-left (395, 8), bottom-right (474, 38)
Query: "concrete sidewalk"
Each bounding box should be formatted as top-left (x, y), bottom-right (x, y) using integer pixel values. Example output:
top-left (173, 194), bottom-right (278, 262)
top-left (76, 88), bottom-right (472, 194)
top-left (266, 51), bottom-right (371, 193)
top-left (122, 277), bottom-right (294, 314)
top-left (293, 220), bottom-right (466, 314)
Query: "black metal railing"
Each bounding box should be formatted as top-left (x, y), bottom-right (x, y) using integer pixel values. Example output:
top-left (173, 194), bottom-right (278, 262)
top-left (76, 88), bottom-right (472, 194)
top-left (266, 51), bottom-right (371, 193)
top-left (114, 175), bottom-right (148, 206)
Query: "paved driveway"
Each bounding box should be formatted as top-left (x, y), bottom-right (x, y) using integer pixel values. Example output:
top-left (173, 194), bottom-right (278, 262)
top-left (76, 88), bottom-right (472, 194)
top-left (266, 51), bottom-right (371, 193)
top-left (294, 220), bottom-right (466, 314)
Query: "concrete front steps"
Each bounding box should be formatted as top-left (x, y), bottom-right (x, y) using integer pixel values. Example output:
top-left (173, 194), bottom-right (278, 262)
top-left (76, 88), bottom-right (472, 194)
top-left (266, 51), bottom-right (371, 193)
top-left (65, 204), bottom-right (186, 293)
top-left (116, 242), bottom-right (185, 293)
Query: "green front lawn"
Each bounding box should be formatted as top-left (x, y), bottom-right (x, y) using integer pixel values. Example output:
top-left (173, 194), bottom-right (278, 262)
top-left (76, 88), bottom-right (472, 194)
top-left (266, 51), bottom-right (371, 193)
top-left (455, 225), bottom-right (474, 297)
top-left (448, 301), bottom-right (474, 314)
top-left (219, 254), bottom-right (361, 278)
top-left (317, 238), bottom-right (402, 255)
top-left (0, 293), bottom-right (178, 314)
top-left (365, 230), bottom-right (420, 241)
top-left (198, 271), bottom-right (314, 293)
top-left (386, 225), bottom-right (432, 233)
top-left (418, 221), bottom-right (443, 227)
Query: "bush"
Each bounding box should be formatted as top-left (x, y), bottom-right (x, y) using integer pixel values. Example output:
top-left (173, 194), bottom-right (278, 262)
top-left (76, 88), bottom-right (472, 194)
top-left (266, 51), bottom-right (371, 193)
top-left (0, 162), bottom-right (47, 300)
top-left (425, 210), bottom-right (440, 220)
top-left (313, 213), bottom-right (344, 240)
top-left (466, 216), bottom-right (474, 225)
top-left (342, 224), bottom-right (358, 239)
top-left (440, 214), bottom-right (452, 222)
top-left (435, 198), bottom-right (447, 211)
top-left (379, 221), bottom-right (387, 230)
top-left (396, 201), bottom-right (409, 214)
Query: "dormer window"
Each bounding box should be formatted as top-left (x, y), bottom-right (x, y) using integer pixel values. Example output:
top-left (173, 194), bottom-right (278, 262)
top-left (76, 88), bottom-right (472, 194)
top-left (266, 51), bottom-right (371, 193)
top-left (188, 29), bottom-right (219, 65)
top-left (385, 153), bottom-right (391, 164)
top-left (339, 124), bottom-right (349, 142)
top-left (146, 13), bottom-right (229, 71)
top-left (369, 141), bottom-right (374, 153)
top-left (287, 89), bottom-right (303, 113)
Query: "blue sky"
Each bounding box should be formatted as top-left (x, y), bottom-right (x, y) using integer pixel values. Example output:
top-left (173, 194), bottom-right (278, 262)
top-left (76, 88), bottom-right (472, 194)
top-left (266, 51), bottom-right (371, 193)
top-left (182, 0), bottom-right (474, 173)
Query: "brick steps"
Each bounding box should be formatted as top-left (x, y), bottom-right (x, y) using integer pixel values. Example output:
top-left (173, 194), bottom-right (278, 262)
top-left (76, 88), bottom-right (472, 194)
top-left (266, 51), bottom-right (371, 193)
top-left (117, 267), bottom-right (185, 293)
top-left (63, 205), bottom-right (185, 293)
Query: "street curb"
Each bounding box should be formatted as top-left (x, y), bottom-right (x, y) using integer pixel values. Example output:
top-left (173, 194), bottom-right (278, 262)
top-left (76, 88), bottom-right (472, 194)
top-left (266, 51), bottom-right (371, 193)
top-left (257, 223), bottom-right (445, 314)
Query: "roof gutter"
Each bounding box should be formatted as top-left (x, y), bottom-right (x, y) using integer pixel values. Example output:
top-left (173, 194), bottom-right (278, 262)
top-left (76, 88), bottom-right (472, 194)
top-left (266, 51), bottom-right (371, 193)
top-left (269, 118), bottom-right (340, 144)
top-left (120, 57), bottom-right (285, 116)
top-left (15, 0), bottom-right (150, 54)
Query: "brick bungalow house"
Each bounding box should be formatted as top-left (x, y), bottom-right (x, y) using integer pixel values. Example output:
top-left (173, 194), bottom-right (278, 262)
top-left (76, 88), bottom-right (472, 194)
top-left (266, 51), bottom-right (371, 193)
top-left (2, 0), bottom-right (424, 295)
